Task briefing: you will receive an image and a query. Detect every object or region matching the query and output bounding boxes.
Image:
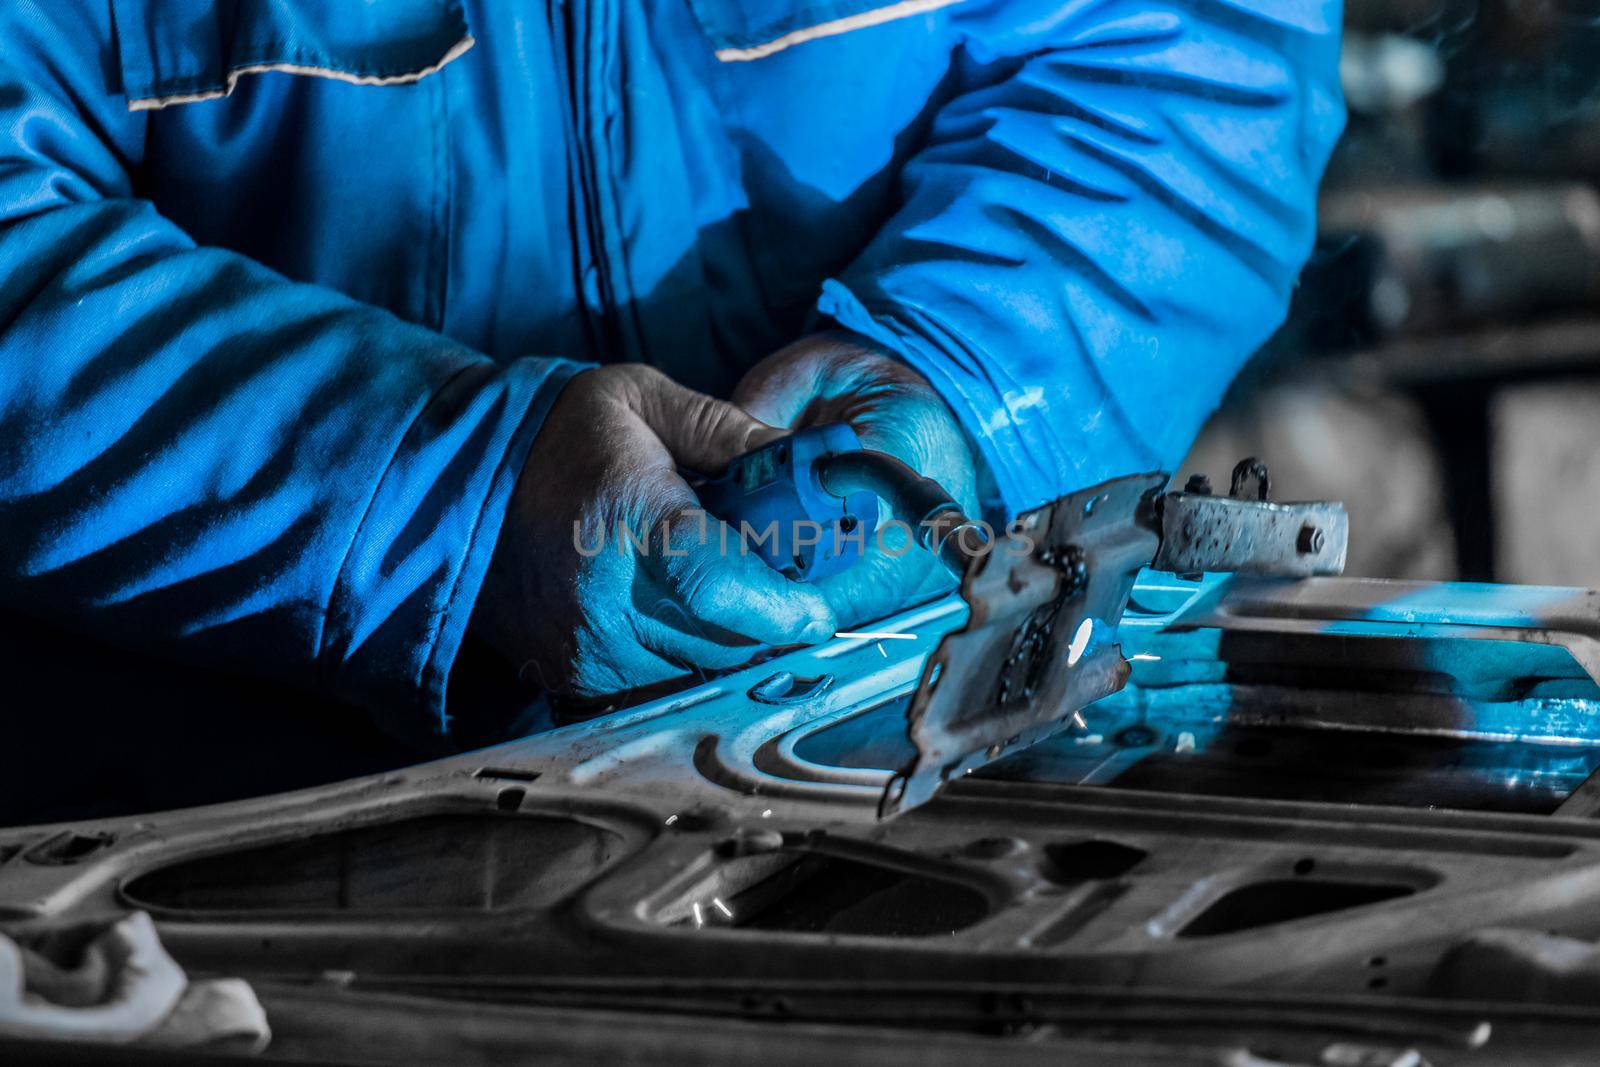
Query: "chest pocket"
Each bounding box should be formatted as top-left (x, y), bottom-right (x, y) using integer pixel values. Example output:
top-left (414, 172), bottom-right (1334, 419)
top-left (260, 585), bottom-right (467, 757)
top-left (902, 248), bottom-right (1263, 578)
top-left (110, 0), bottom-right (472, 111)
top-left (108, 0), bottom-right (474, 331)
top-left (684, 0), bottom-right (962, 62)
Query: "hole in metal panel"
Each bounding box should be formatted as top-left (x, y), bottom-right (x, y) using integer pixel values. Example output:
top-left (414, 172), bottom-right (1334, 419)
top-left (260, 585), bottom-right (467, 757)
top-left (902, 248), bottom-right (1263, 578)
top-left (1040, 839), bottom-right (1148, 883)
top-left (659, 850), bottom-right (989, 938)
top-left (474, 767), bottom-right (541, 783)
top-left (728, 854), bottom-right (989, 936)
top-left (123, 814), bottom-right (631, 913)
top-left (790, 697), bottom-right (915, 770)
top-left (1178, 879), bottom-right (1415, 938)
top-left (26, 831), bottom-right (115, 866)
top-left (749, 672), bottom-right (834, 705)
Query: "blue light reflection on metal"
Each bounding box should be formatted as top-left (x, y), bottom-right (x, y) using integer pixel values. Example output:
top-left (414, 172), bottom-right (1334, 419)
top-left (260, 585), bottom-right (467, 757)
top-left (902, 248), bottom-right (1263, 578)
top-left (1101, 572), bottom-right (1600, 803)
top-left (795, 572), bottom-right (1600, 808)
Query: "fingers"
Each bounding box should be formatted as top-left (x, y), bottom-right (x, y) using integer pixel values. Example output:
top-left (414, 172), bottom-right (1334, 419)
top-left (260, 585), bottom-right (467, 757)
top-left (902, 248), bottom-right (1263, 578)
top-left (814, 535), bottom-right (953, 630)
top-left (565, 636), bottom-right (686, 699)
top-left (635, 490), bottom-right (837, 648)
top-left (631, 596), bottom-right (769, 673)
top-left (620, 381), bottom-right (839, 649)
top-left (536, 364), bottom-right (841, 696)
top-left (622, 365), bottom-right (786, 474)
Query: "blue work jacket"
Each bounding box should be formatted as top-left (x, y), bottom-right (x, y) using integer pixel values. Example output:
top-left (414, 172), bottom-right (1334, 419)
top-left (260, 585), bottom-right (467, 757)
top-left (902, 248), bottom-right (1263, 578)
top-left (0, 0), bottom-right (1343, 747)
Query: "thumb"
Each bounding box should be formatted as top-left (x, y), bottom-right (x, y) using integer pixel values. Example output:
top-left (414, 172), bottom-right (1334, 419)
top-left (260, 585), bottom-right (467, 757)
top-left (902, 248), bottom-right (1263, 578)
top-left (645, 504), bottom-right (837, 647)
top-left (629, 367), bottom-right (785, 474)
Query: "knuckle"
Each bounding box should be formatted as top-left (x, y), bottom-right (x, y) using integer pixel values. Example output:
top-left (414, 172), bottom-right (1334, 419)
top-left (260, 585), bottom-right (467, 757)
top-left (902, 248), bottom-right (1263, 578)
top-left (594, 364), bottom-right (653, 409)
top-left (564, 368), bottom-right (632, 418)
top-left (692, 395), bottom-right (758, 452)
top-left (618, 362), bottom-right (664, 383)
top-left (614, 363), bottom-right (667, 395)
top-left (686, 393), bottom-right (728, 432)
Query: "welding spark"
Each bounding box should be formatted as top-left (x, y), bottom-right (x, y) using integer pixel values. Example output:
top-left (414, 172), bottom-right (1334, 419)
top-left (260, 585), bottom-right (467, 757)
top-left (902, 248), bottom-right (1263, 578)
top-left (876, 642), bottom-right (887, 658)
top-left (1129, 653), bottom-right (1161, 662)
top-left (692, 902), bottom-right (704, 928)
top-left (712, 898), bottom-right (733, 919)
top-left (664, 814), bottom-right (678, 826)
top-left (835, 631), bottom-right (916, 640)
top-left (761, 809), bottom-right (773, 818)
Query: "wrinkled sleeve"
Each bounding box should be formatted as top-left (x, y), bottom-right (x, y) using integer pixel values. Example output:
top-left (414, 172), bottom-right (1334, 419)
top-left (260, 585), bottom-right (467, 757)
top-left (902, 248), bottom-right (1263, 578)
top-left (0, 5), bottom-right (585, 745)
top-left (820, 0), bottom-right (1344, 518)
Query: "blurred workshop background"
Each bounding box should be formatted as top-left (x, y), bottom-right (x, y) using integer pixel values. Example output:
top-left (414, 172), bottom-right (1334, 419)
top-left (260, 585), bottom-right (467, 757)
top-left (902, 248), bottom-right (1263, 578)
top-left (1181, 0), bottom-right (1600, 584)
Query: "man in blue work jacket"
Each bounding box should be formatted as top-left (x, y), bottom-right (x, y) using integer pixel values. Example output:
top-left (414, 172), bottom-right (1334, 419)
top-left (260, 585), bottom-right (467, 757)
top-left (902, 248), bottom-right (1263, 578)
top-left (0, 1), bottom-right (1342, 817)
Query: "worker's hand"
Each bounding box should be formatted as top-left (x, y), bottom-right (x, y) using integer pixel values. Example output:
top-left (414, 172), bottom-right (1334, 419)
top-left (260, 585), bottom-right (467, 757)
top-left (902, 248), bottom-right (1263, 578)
top-left (733, 332), bottom-right (981, 628)
top-left (475, 364), bottom-right (837, 699)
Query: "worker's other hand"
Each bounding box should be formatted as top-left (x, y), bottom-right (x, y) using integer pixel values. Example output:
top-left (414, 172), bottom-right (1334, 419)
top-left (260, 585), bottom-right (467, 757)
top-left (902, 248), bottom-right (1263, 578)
top-left (476, 364), bottom-right (837, 699)
top-left (734, 332), bottom-right (981, 628)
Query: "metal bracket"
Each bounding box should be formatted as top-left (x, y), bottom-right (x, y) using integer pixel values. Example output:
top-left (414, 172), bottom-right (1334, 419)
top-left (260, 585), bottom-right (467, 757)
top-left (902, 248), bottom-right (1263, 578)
top-left (883, 461), bottom-right (1350, 818)
top-left (881, 472), bottom-right (1166, 818)
top-left (1153, 458), bottom-right (1347, 578)
top-left (1153, 492), bottom-right (1348, 577)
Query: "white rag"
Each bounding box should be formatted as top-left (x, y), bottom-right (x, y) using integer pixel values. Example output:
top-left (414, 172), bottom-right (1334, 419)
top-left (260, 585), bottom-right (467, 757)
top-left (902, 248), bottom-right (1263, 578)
top-left (0, 910), bottom-right (269, 1051)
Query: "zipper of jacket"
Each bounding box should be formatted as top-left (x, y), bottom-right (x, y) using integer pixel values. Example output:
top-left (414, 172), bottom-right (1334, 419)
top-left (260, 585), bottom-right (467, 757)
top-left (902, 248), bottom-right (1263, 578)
top-left (550, 0), bottom-right (619, 361)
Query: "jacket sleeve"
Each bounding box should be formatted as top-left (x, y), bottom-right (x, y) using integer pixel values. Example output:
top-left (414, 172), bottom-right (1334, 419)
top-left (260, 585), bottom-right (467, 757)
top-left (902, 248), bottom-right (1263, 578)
top-left (0, 5), bottom-right (585, 746)
top-left (819, 0), bottom-right (1345, 518)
